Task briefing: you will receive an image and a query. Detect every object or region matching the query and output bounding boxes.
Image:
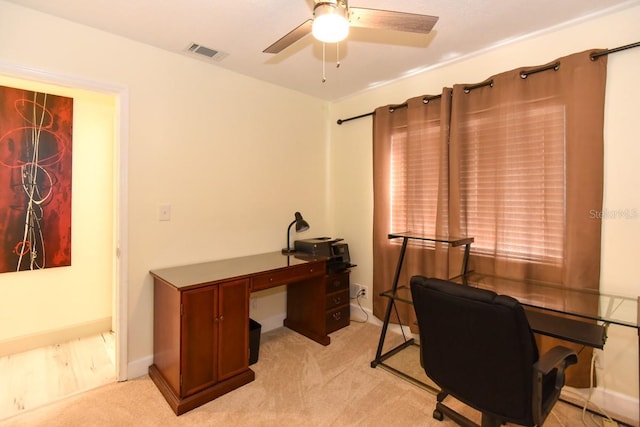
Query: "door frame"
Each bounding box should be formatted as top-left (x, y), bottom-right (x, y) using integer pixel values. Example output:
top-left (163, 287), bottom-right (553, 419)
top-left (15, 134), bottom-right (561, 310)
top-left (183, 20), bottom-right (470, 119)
top-left (0, 61), bottom-right (129, 380)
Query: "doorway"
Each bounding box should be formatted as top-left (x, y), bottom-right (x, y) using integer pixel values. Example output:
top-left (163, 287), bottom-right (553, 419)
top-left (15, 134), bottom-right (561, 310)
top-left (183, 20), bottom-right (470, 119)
top-left (0, 66), bottom-right (127, 417)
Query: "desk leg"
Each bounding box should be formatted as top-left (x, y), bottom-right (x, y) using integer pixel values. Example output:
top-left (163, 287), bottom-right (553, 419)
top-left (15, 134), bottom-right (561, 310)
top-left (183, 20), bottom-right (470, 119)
top-left (371, 299), bottom-right (397, 367)
top-left (372, 237), bottom-right (409, 366)
top-left (285, 276), bottom-right (330, 346)
top-left (390, 237), bottom-right (409, 299)
top-left (461, 243), bottom-right (471, 276)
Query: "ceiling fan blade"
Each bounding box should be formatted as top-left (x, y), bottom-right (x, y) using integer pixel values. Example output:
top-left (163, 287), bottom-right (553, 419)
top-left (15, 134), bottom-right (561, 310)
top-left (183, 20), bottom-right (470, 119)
top-left (349, 8), bottom-right (438, 34)
top-left (263, 19), bottom-right (313, 54)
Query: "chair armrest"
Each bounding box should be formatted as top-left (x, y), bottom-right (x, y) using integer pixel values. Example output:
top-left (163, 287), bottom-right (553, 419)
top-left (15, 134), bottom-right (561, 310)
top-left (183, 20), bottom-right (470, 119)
top-left (534, 345), bottom-right (578, 375)
top-left (532, 345), bottom-right (577, 426)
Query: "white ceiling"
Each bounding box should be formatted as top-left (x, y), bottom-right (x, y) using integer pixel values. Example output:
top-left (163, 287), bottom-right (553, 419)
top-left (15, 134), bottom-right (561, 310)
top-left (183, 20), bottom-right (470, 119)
top-left (7, 0), bottom-right (639, 101)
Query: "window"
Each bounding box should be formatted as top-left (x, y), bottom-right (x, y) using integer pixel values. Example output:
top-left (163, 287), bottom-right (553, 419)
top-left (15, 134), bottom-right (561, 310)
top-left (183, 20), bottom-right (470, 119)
top-left (457, 101), bottom-right (566, 263)
top-left (374, 51), bottom-right (607, 390)
top-left (390, 119), bottom-right (443, 240)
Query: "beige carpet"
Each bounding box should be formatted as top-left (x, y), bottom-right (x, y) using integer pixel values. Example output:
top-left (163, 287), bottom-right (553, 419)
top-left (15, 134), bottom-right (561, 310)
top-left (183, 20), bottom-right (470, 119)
top-left (0, 321), bottom-right (585, 426)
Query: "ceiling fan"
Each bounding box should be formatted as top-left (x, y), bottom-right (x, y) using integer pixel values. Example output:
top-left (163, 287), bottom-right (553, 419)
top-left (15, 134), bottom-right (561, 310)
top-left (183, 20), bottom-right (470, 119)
top-left (263, 0), bottom-right (439, 54)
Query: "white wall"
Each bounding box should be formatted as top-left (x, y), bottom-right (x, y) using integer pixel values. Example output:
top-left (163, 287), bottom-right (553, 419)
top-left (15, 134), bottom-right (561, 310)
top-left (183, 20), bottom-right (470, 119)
top-left (330, 2), bottom-right (640, 417)
top-left (0, 1), bottom-right (330, 368)
top-left (0, 74), bottom-right (115, 354)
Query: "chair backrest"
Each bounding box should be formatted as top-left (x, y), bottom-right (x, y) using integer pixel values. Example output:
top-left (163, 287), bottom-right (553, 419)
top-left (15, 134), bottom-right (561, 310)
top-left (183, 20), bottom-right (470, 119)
top-left (410, 276), bottom-right (539, 425)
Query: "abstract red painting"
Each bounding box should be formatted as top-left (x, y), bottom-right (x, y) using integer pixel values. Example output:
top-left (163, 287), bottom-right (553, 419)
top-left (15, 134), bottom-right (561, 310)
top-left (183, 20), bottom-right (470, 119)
top-left (0, 85), bottom-right (73, 272)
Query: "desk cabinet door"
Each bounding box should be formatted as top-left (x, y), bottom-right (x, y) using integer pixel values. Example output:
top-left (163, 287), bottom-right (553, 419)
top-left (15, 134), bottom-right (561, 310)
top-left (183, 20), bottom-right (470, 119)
top-left (181, 286), bottom-right (218, 396)
top-left (217, 279), bottom-right (250, 381)
top-left (181, 279), bottom-right (250, 397)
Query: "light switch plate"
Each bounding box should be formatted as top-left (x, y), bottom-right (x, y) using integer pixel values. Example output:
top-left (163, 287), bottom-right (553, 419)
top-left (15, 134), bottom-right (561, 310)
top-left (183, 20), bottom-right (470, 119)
top-left (159, 204), bottom-right (171, 221)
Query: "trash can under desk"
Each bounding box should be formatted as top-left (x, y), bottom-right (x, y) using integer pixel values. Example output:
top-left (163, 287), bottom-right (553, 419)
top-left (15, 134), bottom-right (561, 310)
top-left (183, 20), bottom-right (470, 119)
top-left (249, 318), bottom-right (261, 365)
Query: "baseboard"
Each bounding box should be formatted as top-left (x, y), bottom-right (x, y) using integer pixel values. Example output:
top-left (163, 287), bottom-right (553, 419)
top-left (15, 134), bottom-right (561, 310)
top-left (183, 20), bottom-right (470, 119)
top-left (258, 313), bottom-right (287, 334)
top-left (357, 308), bottom-right (639, 426)
top-left (0, 317), bottom-right (112, 357)
top-left (259, 306), bottom-right (375, 333)
top-left (351, 303), bottom-right (413, 336)
top-left (127, 354), bottom-right (154, 379)
top-left (562, 386), bottom-right (639, 426)
top-left (350, 302), bottom-right (374, 324)
top-left (127, 306), bottom-right (387, 381)
top-left (127, 314), bottom-right (287, 382)
top-left (127, 309), bottom-right (638, 426)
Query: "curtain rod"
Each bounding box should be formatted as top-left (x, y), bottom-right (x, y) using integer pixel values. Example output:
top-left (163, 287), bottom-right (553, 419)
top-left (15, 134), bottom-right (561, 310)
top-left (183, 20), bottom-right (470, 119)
top-left (591, 41), bottom-right (640, 59)
top-left (336, 94), bottom-right (441, 124)
top-left (337, 40), bottom-right (640, 125)
top-left (336, 111), bottom-right (373, 125)
top-left (520, 62), bottom-right (560, 79)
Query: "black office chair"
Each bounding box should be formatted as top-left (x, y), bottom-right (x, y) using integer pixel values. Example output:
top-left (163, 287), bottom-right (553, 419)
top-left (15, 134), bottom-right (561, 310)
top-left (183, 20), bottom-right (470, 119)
top-left (410, 276), bottom-right (578, 427)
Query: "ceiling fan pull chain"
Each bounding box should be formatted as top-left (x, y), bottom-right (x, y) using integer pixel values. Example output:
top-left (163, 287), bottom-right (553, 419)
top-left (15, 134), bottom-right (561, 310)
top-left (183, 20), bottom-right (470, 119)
top-left (322, 42), bottom-right (327, 83)
top-left (336, 42), bottom-right (341, 68)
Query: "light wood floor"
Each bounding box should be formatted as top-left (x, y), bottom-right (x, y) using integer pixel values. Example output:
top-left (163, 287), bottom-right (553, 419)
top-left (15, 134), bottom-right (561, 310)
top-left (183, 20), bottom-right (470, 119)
top-left (0, 332), bottom-right (116, 420)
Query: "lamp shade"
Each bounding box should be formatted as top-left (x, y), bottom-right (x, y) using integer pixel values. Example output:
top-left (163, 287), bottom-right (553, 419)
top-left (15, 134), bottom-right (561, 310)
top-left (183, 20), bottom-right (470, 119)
top-left (282, 211), bottom-right (310, 254)
top-left (312, 2), bottom-right (349, 43)
top-left (293, 211), bottom-right (310, 232)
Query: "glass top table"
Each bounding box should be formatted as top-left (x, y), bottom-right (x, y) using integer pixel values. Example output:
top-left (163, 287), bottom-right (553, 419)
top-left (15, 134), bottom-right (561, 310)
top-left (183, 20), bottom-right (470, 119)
top-left (382, 272), bottom-right (638, 331)
top-left (387, 232), bottom-right (475, 247)
top-left (451, 271), bottom-right (638, 330)
top-left (372, 233), bottom-right (639, 422)
top-left (372, 233), bottom-right (476, 393)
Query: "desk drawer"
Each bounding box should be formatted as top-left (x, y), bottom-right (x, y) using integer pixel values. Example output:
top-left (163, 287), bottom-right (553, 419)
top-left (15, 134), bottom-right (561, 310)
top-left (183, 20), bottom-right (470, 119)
top-left (326, 306), bottom-right (350, 333)
top-left (325, 271), bottom-right (349, 293)
top-left (326, 289), bottom-right (349, 310)
top-left (251, 263), bottom-right (324, 292)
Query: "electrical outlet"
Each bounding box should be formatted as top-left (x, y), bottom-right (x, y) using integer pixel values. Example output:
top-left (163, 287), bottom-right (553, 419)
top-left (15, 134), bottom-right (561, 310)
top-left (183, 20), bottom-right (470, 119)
top-left (360, 285), bottom-right (369, 298)
top-left (351, 283), bottom-right (369, 299)
top-left (159, 204), bottom-right (171, 221)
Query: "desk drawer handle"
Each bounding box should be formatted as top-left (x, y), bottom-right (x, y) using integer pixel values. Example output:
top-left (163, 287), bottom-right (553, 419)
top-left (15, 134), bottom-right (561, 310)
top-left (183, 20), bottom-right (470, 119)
top-left (333, 296), bottom-right (342, 305)
top-left (332, 312), bottom-right (342, 321)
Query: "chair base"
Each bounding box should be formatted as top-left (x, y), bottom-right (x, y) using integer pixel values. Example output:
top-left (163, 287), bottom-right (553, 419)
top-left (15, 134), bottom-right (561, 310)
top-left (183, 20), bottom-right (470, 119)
top-left (433, 393), bottom-right (502, 427)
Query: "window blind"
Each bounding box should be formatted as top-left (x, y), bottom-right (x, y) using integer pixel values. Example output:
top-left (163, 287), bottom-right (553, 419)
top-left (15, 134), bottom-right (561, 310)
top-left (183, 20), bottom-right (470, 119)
top-left (390, 120), bottom-right (442, 240)
top-left (458, 101), bottom-right (566, 263)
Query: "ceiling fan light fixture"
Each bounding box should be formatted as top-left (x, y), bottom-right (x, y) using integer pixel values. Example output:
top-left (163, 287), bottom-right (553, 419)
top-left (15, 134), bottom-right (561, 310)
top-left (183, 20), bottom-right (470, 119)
top-left (312, 1), bottom-right (350, 43)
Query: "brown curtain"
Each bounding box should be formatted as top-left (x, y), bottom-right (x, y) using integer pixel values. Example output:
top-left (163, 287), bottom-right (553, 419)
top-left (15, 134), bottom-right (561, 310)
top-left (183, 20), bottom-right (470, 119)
top-left (372, 50), bottom-right (607, 387)
top-left (449, 50), bottom-right (607, 387)
top-left (372, 91), bottom-right (452, 327)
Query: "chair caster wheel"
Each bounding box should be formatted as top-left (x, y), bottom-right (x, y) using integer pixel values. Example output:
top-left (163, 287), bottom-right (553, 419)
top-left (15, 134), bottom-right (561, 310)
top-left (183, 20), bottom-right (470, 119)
top-left (433, 409), bottom-right (444, 421)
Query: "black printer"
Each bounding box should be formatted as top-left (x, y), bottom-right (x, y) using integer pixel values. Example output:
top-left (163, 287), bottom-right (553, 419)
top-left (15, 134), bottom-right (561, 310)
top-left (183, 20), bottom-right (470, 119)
top-left (294, 237), bottom-right (353, 272)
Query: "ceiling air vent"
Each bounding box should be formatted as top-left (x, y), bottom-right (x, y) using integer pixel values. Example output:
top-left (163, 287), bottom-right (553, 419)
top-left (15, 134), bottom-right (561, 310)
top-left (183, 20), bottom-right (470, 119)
top-left (185, 43), bottom-right (228, 62)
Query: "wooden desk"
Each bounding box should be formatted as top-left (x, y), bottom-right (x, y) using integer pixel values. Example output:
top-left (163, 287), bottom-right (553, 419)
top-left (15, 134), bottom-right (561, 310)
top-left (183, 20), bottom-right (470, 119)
top-left (148, 251), bottom-right (342, 415)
